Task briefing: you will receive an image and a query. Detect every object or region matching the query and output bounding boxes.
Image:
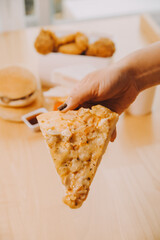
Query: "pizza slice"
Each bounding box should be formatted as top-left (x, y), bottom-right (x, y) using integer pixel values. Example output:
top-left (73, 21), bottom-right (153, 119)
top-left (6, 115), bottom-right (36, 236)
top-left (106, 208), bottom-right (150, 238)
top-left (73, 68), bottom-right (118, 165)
top-left (37, 105), bottom-right (118, 208)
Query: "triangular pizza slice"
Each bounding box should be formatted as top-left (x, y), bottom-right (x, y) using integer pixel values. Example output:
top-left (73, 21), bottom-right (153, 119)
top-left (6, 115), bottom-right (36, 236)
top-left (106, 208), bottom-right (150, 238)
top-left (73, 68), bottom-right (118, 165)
top-left (37, 105), bottom-right (119, 208)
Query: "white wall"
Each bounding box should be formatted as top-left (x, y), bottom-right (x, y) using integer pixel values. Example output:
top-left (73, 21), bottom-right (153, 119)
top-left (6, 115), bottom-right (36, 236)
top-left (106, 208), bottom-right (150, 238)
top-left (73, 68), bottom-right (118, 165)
top-left (63, 0), bottom-right (160, 20)
top-left (0, 0), bottom-right (25, 32)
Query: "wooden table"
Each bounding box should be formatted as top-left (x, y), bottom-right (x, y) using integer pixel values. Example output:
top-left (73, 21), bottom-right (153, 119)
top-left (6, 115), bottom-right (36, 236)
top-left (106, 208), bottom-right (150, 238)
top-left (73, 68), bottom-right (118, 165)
top-left (0, 15), bottom-right (160, 240)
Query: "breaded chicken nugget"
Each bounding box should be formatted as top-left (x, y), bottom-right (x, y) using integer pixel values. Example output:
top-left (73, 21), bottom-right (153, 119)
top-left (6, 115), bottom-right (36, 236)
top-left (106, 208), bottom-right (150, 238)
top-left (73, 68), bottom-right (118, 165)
top-left (75, 32), bottom-right (88, 51)
top-left (58, 43), bottom-right (84, 55)
top-left (86, 38), bottom-right (115, 57)
top-left (57, 33), bottom-right (76, 46)
top-left (34, 29), bottom-right (57, 54)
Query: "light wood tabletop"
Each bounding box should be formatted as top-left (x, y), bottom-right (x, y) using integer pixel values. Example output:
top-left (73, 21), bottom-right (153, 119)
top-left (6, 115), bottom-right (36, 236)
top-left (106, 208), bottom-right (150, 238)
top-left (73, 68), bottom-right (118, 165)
top-left (0, 15), bottom-right (160, 240)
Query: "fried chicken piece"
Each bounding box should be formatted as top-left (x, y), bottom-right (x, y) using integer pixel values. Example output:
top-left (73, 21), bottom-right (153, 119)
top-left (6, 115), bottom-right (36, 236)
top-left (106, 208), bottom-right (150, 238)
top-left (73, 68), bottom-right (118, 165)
top-left (57, 33), bottom-right (76, 46)
top-left (58, 43), bottom-right (84, 55)
top-left (75, 32), bottom-right (89, 51)
top-left (86, 38), bottom-right (115, 57)
top-left (57, 32), bottom-right (88, 54)
top-left (34, 29), bottom-right (57, 54)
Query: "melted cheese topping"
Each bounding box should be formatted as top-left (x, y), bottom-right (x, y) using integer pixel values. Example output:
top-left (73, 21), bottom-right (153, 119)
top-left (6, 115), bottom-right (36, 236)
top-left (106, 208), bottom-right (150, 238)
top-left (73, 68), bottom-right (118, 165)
top-left (38, 105), bottom-right (118, 208)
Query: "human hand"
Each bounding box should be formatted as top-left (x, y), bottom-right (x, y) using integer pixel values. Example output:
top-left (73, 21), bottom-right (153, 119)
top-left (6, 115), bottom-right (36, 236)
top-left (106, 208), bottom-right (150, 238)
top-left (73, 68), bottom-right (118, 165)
top-left (58, 42), bottom-right (160, 141)
top-left (59, 63), bottom-right (139, 141)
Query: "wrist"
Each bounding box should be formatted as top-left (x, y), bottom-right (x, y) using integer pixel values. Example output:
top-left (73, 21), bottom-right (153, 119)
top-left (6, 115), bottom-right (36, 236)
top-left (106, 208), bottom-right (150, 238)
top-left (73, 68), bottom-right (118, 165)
top-left (116, 43), bottom-right (160, 92)
top-left (114, 56), bottom-right (139, 92)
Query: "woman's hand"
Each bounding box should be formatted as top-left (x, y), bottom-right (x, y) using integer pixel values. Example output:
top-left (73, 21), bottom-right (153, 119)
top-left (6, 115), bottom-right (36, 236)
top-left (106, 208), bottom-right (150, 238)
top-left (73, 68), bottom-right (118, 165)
top-left (59, 63), bottom-right (139, 141)
top-left (58, 42), bottom-right (160, 141)
top-left (62, 64), bottom-right (138, 114)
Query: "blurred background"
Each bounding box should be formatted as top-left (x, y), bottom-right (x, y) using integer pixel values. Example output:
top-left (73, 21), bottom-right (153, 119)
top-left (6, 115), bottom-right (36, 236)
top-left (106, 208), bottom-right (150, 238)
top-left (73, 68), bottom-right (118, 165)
top-left (0, 0), bottom-right (160, 32)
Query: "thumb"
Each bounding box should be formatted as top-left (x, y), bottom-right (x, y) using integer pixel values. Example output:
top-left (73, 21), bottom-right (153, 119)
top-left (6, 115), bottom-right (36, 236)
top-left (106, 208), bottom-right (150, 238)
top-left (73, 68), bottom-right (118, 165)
top-left (58, 69), bottom-right (102, 112)
top-left (58, 96), bottom-right (78, 112)
top-left (58, 84), bottom-right (92, 112)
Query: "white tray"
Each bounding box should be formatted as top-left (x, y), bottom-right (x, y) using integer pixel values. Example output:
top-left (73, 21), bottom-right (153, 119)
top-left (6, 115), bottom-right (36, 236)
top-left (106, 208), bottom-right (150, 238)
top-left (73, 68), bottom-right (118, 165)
top-left (37, 31), bottom-right (115, 86)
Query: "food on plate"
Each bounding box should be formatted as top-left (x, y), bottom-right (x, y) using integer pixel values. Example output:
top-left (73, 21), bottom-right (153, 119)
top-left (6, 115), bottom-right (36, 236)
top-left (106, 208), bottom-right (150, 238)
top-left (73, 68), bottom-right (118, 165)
top-left (37, 105), bottom-right (119, 208)
top-left (34, 29), bottom-right (116, 57)
top-left (86, 38), bottom-right (115, 57)
top-left (57, 33), bottom-right (76, 46)
top-left (0, 66), bottom-right (37, 107)
top-left (75, 32), bottom-right (89, 52)
top-left (57, 32), bottom-right (88, 53)
top-left (58, 43), bottom-right (84, 55)
top-left (34, 29), bottom-right (57, 54)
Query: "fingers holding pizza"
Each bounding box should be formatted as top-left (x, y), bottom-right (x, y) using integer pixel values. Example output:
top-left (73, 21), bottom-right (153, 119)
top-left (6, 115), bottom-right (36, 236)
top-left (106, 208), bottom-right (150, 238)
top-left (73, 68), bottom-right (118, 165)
top-left (58, 62), bottom-right (139, 141)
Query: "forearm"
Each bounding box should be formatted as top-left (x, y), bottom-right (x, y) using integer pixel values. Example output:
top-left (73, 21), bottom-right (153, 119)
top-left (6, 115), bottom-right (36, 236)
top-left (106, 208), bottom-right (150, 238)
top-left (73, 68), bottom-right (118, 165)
top-left (118, 42), bottom-right (160, 92)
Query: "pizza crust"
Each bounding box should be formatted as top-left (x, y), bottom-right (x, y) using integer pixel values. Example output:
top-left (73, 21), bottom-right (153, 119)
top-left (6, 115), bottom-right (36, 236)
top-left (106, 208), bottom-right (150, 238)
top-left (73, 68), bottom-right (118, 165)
top-left (37, 105), bottom-right (118, 208)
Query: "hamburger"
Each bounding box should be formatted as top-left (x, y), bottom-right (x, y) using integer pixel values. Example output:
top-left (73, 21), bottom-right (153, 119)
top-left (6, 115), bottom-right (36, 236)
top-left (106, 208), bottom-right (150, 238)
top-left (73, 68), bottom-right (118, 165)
top-left (0, 66), bottom-right (37, 107)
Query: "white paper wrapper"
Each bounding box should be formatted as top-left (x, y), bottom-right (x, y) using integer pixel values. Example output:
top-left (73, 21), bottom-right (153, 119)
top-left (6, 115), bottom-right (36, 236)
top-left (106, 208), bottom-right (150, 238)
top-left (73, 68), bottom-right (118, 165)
top-left (43, 86), bottom-right (70, 98)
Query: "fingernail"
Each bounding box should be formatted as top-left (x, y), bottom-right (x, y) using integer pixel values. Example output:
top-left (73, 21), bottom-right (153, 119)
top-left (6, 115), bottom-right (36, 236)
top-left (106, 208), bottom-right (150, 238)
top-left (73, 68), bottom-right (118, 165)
top-left (58, 103), bottom-right (67, 111)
